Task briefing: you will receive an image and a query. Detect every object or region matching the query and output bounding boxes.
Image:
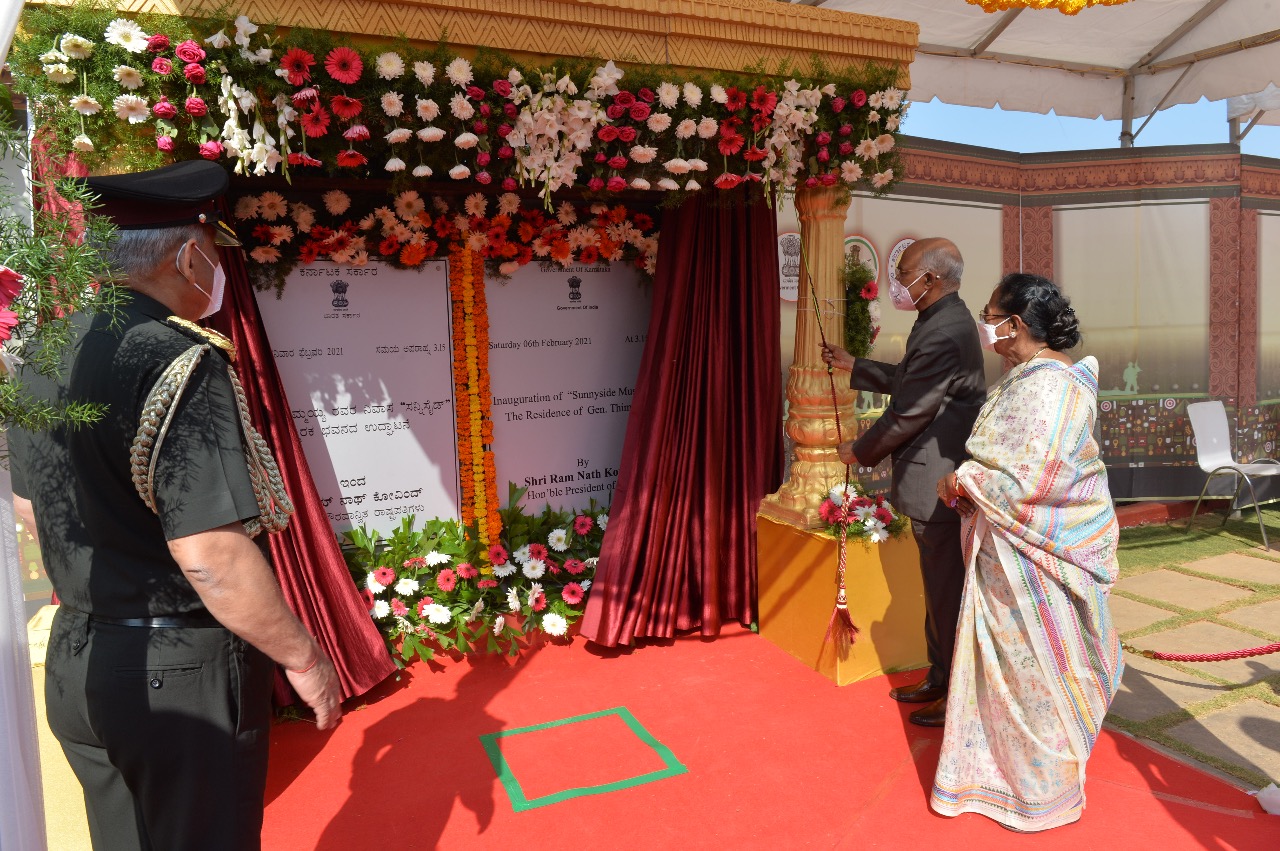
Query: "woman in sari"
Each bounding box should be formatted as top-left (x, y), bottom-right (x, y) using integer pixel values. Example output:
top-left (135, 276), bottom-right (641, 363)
top-left (931, 273), bottom-right (1122, 833)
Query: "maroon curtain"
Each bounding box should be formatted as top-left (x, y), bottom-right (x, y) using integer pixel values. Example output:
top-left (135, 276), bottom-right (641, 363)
top-left (210, 212), bottom-right (396, 701)
top-left (580, 189), bottom-right (784, 647)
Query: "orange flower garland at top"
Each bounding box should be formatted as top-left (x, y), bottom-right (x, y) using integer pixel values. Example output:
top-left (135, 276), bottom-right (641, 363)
top-left (449, 244), bottom-right (500, 547)
top-left (966, 0), bottom-right (1131, 13)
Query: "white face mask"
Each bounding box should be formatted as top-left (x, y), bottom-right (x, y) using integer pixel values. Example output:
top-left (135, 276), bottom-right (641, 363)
top-left (976, 315), bottom-right (1013, 351)
top-left (177, 242), bottom-right (226, 319)
top-left (889, 271), bottom-right (928, 311)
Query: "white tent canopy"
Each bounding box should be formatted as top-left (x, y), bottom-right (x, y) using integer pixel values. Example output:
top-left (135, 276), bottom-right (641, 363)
top-left (795, 0), bottom-right (1280, 139)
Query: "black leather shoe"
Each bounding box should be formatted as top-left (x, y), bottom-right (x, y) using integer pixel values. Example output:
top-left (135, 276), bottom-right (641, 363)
top-left (889, 678), bottom-right (947, 704)
top-left (908, 697), bottom-right (947, 728)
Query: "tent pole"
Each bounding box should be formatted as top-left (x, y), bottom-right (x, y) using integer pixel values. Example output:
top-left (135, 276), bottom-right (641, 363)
top-left (1229, 116), bottom-right (1241, 145)
top-left (1120, 75), bottom-right (1135, 148)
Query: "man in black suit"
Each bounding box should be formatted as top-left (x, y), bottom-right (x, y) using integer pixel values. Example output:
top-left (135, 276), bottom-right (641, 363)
top-left (822, 237), bottom-right (986, 727)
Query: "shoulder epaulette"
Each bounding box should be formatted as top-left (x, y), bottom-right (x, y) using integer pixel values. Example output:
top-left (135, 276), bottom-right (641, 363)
top-left (164, 316), bottom-right (236, 362)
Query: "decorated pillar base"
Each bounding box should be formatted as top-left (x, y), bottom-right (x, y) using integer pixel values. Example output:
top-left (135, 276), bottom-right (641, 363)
top-left (756, 515), bottom-right (927, 686)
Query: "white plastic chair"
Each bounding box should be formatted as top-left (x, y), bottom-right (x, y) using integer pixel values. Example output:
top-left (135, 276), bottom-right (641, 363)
top-left (1185, 400), bottom-right (1280, 550)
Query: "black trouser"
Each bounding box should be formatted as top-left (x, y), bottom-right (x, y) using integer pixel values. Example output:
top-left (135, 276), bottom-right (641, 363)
top-left (45, 607), bottom-right (275, 851)
top-left (911, 518), bottom-right (966, 690)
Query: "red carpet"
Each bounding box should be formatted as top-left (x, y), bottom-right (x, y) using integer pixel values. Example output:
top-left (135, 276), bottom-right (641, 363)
top-left (263, 626), bottom-right (1277, 849)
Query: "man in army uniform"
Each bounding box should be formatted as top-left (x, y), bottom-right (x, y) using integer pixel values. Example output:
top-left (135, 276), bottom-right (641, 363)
top-left (11, 160), bottom-right (341, 850)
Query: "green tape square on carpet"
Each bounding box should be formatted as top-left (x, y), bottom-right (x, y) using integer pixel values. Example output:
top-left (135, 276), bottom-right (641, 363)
top-left (480, 707), bottom-right (687, 811)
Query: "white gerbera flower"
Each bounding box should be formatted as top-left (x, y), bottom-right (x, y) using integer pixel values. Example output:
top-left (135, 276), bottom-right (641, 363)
top-left (871, 169), bottom-right (894, 189)
top-left (542, 613), bottom-right (568, 637)
top-left (444, 57), bottom-right (473, 87)
top-left (464, 193), bottom-right (487, 217)
top-left (322, 190), bottom-right (351, 216)
top-left (493, 617), bottom-right (505, 636)
top-left (493, 561), bottom-right (517, 578)
top-left (413, 61), bottom-right (435, 86)
top-left (59, 34), bottom-right (95, 59)
top-left (381, 91), bottom-right (404, 117)
top-left (44, 64), bottom-right (76, 85)
top-left (853, 504), bottom-right (876, 522)
top-left (424, 603), bottom-right (452, 625)
top-left (855, 139), bottom-right (879, 161)
top-left (597, 514), bottom-right (608, 531)
top-left (385, 157), bottom-right (406, 172)
top-left (556, 201), bottom-right (577, 226)
top-left (394, 190), bottom-right (424, 220)
top-left (69, 94), bottom-right (100, 115)
top-left (412, 164), bottom-right (432, 178)
top-left (249, 246), bottom-right (280, 264)
top-left (506, 588), bottom-right (521, 612)
top-left (512, 545), bottom-right (531, 564)
top-left (112, 94), bottom-right (149, 124)
top-left (886, 115), bottom-right (901, 132)
top-left (206, 30), bottom-right (232, 49)
top-left (104, 18), bottom-right (149, 53)
top-left (874, 134), bottom-right (895, 155)
top-left (234, 195), bottom-right (260, 220)
top-left (523, 559), bottom-right (546, 580)
top-left (394, 577), bottom-right (420, 595)
top-left (657, 82), bottom-right (680, 109)
top-left (527, 583), bottom-right (544, 606)
top-left (291, 203), bottom-right (316, 233)
top-left (497, 192), bottom-right (521, 216)
top-left (865, 519), bottom-right (890, 544)
top-left (72, 134), bottom-right (94, 152)
top-left (371, 599), bottom-right (391, 618)
top-left (547, 529), bottom-right (569, 552)
top-left (40, 49), bottom-right (69, 65)
top-left (366, 573), bottom-right (387, 594)
top-left (258, 191), bottom-right (287, 221)
top-left (113, 65), bottom-right (144, 90)
top-left (425, 550), bottom-right (451, 567)
top-left (840, 161), bottom-right (863, 184)
top-left (375, 51), bottom-right (405, 80)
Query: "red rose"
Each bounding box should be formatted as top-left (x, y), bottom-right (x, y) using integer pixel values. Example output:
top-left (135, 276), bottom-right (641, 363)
top-left (820, 172), bottom-right (838, 186)
top-left (637, 87), bottom-right (655, 103)
top-left (606, 176), bottom-right (627, 191)
top-left (466, 85), bottom-right (485, 100)
top-left (838, 123), bottom-right (853, 137)
top-left (498, 145), bottom-right (514, 159)
top-left (152, 97), bottom-right (178, 119)
top-left (851, 89), bottom-right (867, 108)
top-left (608, 155), bottom-right (627, 170)
top-left (184, 96), bottom-right (208, 117)
top-left (476, 171), bottom-right (492, 184)
top-left (198, 140), bottom-right (223, 160)
top-left (816, 148), bottom-right (831, 163)
top-left (146, 34), bottom-right (170, 53)
top-left (617, 126), bottom-right (637, 143)
top-left (587, 177), bottom-right (605, 191)
top-left (605, 104), bottom-right (626, 120)
top-left (839, 141), bottom-right (853, 156)
top-left (476, 151), bottom-right (491, 167)
top-left (816, 131), bottom-right (832, 146)
top-left (156, 135), bottom-right (174, 152)
top-left (497, 123), bottom-right (512, 138)
top-left (151, 57), bottom-right (173, 75)
top-left (614, 91), bottom-right (636, 107)
top-left (597, 125), bottom-right (619, 142)
top-left (473, 120), bottom-right (488, 135)
top-left (183, 63), bottom-right (206, 85)
top-left (804, 176), bottom-right (819, 188)
top-left (503, 102), bottom-right (518, 118)
top-left (502, 177), bottom-right (518, 191)
top-left (594, 152), bottom-right (607, 163)
top-left (479, 103), bottom-right (491, 117)
top-left (493, 79), bottom-right (512, 97)
top-left (173, 40), bottom-right (206, 63)
top-left (629, 102), bottom-right (651, 121)
top-left (831, 96), bottom-right (847, 114)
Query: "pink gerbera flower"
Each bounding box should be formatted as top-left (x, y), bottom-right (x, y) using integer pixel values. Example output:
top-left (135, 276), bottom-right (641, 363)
top-left (561, 583), bottom-right (585, 605)
top-left (488, 544), bottom-right (508, 566)
top-left (324, 46), bottom-right (362, 84)
top-left (331, 95), bottom-right (363, 121)
top-left (874, 506), bottom-right (894, 526)
top-left (530, 592), bottom-right (547, 612)
top-left (564, 559), bottom-right (586, 575)
top-left (416, 597), bottom-right (434, 618)
top-left (361, 589), bottom-right (374, 610)
top-left (573, 515), bottom-right (593, 535)
top-left (477, 579), bottom-right (499, 589)
top-left (436, 569), bottom-right (457, 593)
top-left (372, 566), bottom-right (395, 586)
top-left (391, 598), bottom-right (409, 617)
top-left (280, 47), bottom-right (315, 86)
top-left (456, 562), bottom-right (479, 579)
top-left (528, 543), bottom-right (548, 561)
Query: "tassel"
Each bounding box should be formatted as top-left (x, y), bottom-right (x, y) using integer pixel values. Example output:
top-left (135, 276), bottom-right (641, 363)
top-left (822, 522), bottom-right (859, 659)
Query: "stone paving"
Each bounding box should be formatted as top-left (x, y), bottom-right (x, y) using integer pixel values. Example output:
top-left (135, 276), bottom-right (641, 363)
top-left (1109, 550), bottom-right (1280, 790)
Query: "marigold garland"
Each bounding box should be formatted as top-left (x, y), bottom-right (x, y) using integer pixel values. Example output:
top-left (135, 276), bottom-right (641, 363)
top-left (966, 0), bottom-right (1131, 13)
top-left (448, 244), bottom-right (499, 546)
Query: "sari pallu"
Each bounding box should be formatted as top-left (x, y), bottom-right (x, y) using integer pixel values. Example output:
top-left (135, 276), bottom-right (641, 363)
top-left (930, 356), bottom-right (1123, 832)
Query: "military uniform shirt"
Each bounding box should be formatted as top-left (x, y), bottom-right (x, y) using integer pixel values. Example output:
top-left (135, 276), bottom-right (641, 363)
top-left (15, 291), bottom-right (260, 618)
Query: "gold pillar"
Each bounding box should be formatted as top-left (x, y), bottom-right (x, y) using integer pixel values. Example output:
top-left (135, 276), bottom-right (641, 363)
top-left (760, 186), bottom-right (857, 528)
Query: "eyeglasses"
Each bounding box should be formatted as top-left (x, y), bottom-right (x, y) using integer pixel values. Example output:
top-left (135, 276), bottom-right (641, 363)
top-left (978, 310), bottom-right (1011, 323)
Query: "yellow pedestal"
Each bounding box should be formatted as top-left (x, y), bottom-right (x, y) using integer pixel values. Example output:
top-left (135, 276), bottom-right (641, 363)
top-left (757, 515), bottom-right (928, 685)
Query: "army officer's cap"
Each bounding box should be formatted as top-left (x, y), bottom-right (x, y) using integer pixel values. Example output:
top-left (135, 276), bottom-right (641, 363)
top-left (82, 160), bottom-right (241, 247)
